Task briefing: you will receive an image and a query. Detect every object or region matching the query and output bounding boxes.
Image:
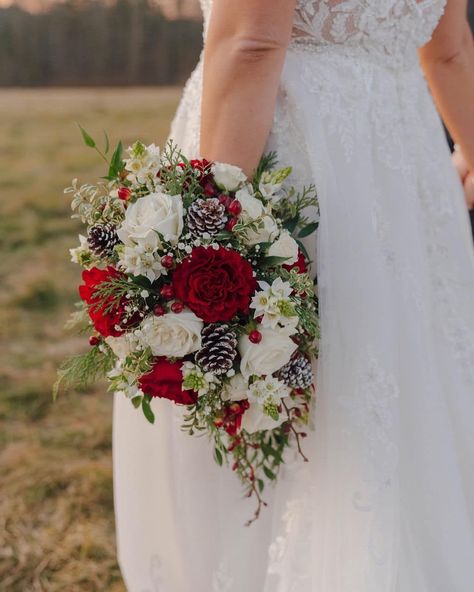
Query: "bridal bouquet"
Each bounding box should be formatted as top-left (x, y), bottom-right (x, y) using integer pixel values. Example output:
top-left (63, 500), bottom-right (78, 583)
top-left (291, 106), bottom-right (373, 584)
top-left (56, 130), bottom-right (319, 523)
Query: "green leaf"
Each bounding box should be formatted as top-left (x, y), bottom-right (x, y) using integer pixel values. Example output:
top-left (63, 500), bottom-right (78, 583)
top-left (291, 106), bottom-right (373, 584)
top-left (284, 217), bottom-right (299, 234)
top-left (263, 465), bottom-right (276, 480)
top-left (257, 478), bottom-right (265, 493)
top-left (213, 447), bottom-right (223, 466)
top-left (78, 124), bottom-right (96, 148)
top-left (108, 141), bottom-right (124, 179)
top-left (141, 395), bottom-right (155, 424)
top-left (103, 131), bottom-right (110, 154)
top-left (132, 396), bottom-right (142, 409)
top-left (298, 222), bottom-right (319, 238)
top-left (263, 255), bottom-right (290, 268)
top-left (295, 238), bottom-right (311, 263)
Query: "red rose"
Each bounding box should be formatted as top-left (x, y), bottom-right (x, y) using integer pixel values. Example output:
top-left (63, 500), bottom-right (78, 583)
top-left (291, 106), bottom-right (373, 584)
top-left (79, 266), bottom-right (128, 337)
top-left (138, 358), bottom-right (197, 405)
top-left (283, 251), bottom-right (308, 274)
top-left (172, 246), bottom-right (257, 323)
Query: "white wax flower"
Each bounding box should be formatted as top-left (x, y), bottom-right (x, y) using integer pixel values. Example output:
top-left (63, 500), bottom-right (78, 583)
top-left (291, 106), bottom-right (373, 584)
top-left (241, 400), bottom-right (287, 433)
top-left (137, 310), bottom-right (203, 358)
top-left (118, 233), bottom-right (164, 281)
top-left (117, 191), bottom-right (183, 247)
top-left (211, 162), bottom-right (247, 191)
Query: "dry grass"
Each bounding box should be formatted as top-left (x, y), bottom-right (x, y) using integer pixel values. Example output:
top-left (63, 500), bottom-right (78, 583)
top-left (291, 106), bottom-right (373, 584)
top-left (0, 87), bottom-right (182, 591)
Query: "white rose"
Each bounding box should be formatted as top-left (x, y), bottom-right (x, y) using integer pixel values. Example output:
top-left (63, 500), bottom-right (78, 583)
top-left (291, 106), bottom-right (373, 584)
top-left (238, 326), bottom-right (298, 379)
top-left (221, 373), bottom-right (249, 401)
top-left (236, 186), bottom-right (265, 219)
top-left (117, 191), bottom-right (183, 247)
top-left (244, 215), bottom-right (280, 246)
top-left (268, 230), bottom-right (299, 265)
top-left (241, 401), bottom-right (286, 433)
top-left (105, 333), bottom-right (138, 361)
top-left (211, 162), bottom-right (247, 191)
top-left (138, 310), bottom-right (203, 358)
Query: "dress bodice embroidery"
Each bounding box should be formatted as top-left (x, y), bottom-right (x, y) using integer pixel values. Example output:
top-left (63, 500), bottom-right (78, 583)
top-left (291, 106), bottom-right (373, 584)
top-left (200, 0), bottom-right (446, 68)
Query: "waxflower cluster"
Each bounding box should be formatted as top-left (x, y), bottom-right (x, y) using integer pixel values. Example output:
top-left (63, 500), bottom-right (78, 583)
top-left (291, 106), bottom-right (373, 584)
top-left (57, 132), bottom-right (319, 523)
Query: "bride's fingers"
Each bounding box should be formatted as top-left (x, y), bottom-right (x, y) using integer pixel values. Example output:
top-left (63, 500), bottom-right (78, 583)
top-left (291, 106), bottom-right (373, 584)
top-left (452, 148), bottom-right (469, 182)
top-left (463, 173), bottom-right (474, 210)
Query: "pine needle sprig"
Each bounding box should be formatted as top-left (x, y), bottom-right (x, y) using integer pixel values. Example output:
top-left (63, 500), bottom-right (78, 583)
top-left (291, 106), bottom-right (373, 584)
top-left (53, 344), bottom-right (116, 400)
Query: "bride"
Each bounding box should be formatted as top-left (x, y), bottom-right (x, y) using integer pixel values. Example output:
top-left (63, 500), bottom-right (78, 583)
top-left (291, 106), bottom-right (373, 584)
top-left (113, 1), bottom-right (474, 590)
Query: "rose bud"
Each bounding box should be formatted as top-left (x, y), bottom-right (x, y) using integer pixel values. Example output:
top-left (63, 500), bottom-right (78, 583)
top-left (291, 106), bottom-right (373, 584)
top-left (226, 218), bottom-right (238, 231)
top-left (89, 335), bottom-right (100, 346)
top-left (228, 199), bottom-right (242, 216)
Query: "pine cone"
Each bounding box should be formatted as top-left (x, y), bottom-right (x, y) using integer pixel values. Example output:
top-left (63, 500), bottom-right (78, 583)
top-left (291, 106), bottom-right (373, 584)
top-left (278, 355), bottom-right (313, 389)
top-left (186, 198), bottom-right (227, 237)
top-left (87, 223), bottom-right (120, 257)
top-left (195, 324), bottom-right (237, 375)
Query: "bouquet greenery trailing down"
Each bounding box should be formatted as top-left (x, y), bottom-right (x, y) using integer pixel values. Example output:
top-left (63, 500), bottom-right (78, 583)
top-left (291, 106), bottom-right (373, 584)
top-left (56, 128), bottom-right (320, 523)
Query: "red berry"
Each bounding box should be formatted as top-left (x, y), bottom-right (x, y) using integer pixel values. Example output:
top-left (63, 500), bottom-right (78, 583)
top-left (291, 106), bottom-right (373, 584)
top-left (89, 335), bottom-right (100, 346)
top-left (161, 255), bottom-right (174, 269)
top-left (118, 187), bottom-right (131, 201)
top-left (171, 301), bottom-right (184, 314)
top-left (226, 218), bottom-right (238, 231)
top-left (229, 402), bottom-right (241, 414)
top-left (228, 199), bottom-right (242, 215)
top-left (248, 330), bottom-right (262, 344)
top-left (153, 305), bottom-right (166, 316)
top-left (160, 284), bottom-right (174, 299)
top-left (218, 194), bottom-right (232, 208)
top-left (213, 417), bottom-right (225, 428)
top-left (232, 461), bottom-right (239, 471)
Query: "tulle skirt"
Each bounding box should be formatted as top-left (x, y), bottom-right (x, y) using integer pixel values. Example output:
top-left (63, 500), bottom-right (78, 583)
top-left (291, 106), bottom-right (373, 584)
top-left (114, 45), bottom-right (474, 591)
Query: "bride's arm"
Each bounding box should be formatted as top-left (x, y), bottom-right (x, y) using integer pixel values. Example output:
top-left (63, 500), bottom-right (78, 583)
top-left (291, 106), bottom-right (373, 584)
top-left (200, 0), bottom-right (296, 177)
top-left (418, 0), bottom-right (474, 207)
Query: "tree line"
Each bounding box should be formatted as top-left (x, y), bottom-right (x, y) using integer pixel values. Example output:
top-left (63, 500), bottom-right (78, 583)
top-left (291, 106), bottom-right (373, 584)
top-left (0, 0), bottom-right (203, 87)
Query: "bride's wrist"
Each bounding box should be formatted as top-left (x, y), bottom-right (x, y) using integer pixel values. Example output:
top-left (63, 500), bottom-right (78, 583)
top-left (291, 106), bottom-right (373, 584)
top-left (453, 144), bottom-right (474, 177)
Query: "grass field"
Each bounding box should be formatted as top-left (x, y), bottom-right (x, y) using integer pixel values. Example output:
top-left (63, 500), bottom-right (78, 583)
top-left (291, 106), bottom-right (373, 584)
top-left (0, 87), bottom-right (182, 591)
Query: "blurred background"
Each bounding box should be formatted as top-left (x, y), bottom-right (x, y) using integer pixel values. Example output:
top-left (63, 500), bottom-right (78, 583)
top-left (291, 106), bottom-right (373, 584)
top-left (0, 1), bottom-right (201, 591)
top-left (0, 1), bottom-right (473, 591)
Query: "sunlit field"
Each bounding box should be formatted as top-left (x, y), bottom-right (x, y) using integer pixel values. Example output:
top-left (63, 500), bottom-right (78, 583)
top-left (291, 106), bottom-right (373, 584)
top-left (0, 87), bottom-right (181, 591)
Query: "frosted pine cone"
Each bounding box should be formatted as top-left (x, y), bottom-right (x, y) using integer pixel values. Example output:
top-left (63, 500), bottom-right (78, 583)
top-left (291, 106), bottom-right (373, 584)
top-left (87, 223), bottom-right (119, 257)
top-left (186, 198), bottom-right (227, 237)
top-left (278, 355), bottom-right (313, 389)
top-left (195, 324), bottom-right (237, 375)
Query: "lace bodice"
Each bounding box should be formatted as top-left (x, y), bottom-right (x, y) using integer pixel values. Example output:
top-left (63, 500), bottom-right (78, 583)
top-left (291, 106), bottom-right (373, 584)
top-left (200, 0), bottom-right (446, 69)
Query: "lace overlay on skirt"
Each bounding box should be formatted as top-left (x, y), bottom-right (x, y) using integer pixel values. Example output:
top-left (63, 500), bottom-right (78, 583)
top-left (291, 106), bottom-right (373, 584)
top-left (113, 0), bottom-right (474, 590)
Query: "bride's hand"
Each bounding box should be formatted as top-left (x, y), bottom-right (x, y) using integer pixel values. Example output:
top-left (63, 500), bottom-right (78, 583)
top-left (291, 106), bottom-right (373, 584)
top-left (452, 147), bottom-right (474, 210)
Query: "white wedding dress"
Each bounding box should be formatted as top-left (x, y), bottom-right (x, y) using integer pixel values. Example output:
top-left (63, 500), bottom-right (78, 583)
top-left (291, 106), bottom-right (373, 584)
top-left (113, 1), bottom-right (474, 590)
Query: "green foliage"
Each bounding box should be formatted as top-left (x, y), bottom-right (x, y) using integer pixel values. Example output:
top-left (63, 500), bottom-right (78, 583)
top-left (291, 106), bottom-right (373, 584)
top-left (53, 345), bottom-right (115, 400)
top-left (141, 395), bottom-right (155, 424)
